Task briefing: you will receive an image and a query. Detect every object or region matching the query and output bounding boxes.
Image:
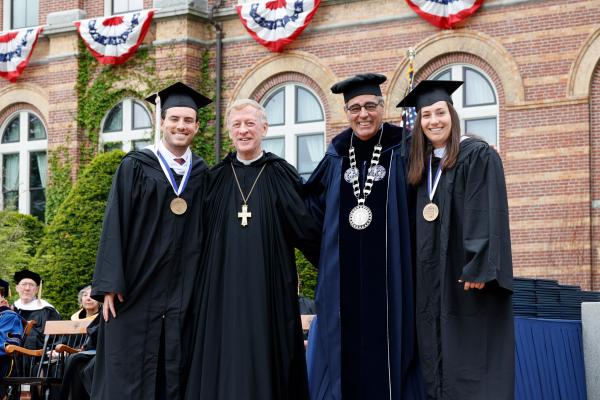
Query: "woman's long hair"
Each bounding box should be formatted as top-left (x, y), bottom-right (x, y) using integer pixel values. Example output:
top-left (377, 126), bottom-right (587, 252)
top-left (407, 101), bottom-right (462, 186)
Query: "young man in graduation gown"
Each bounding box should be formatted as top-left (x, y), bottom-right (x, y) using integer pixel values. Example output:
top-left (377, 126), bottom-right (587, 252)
top-left (184, 99), bottom-right (321, 400)
top-left (304, 74), bottom-right (424, 400)
top-left (400, 81), bottom-right (514, 399)
top-left (91, 82), bottom-right (211, 400)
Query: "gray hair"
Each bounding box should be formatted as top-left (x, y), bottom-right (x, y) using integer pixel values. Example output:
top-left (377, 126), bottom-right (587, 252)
top-left (225, 99), bottom-right (267, 129)
top-left (77, 285), bottom-right (92, 306)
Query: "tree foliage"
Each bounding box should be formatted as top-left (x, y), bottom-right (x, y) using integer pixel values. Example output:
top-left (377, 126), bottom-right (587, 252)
top-left (296, 249), bottom-right (318, 299)
top-left (0, 211), bottom-right (44, 286)
top-left (32, 150), bottom-right (125, 316)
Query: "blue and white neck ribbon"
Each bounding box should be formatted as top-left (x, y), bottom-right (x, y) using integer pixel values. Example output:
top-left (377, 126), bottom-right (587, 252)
top-left (156, 150), bottom-right (192, 197)
top-left (428, 153), bottom-right (443, 203)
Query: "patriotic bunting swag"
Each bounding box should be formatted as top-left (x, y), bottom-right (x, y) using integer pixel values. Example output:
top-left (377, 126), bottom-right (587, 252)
top-left (75, 9), bottom-right (154, 65)
top-left (237, 0), bottom-right (321, 52)
top-left (405, 0), bottom-right (483, 29)
top-left (0, 27), bottom-right (43, 82)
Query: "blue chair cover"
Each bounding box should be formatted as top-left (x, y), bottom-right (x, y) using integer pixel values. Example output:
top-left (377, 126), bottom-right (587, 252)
top-left (515, 317), bottom-right (587, 400)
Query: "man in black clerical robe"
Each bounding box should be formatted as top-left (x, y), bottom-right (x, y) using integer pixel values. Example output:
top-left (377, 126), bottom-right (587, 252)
top-left (184, 99), bottom-right (321, 400)
top-left (91, 82), bottom-right (211, 400)
top-left (305, 74), bottom-right (424, 400)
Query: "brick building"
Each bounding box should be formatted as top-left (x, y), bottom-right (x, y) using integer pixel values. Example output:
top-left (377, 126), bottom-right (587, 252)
top-left (0, 0), bottom-right (598, 289)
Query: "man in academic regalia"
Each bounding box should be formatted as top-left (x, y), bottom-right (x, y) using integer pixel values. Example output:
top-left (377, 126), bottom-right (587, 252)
top-left (305, 74), bottom-right (424, 400)
top-left (91, 82), bottom-right (211, 400)
top-left (184, 99), bottom-right (321, 400)
top-left (13, 269), bottom-right (60, 350)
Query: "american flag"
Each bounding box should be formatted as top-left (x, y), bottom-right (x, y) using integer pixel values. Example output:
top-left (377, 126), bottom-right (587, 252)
top-left (402, 59), bottom-right (418, 133)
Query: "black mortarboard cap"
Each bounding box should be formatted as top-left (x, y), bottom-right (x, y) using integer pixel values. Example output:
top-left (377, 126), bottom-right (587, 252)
top-left (145, 82), bottom-right (212, 112)
top-left (331, 73), bottom-right (387, 103)
top-left (397, 80), bottom-right (463, 112)
top-left (14, 269), bottom-right (41, 286)
top-left (0, 279), bottom-right (8, 297)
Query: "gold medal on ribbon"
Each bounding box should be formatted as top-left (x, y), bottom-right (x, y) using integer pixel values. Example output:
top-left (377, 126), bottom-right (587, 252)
top-left (423, 202), bottom-right (439, 222)
top-left (170, 197), bottom-right (188, 215)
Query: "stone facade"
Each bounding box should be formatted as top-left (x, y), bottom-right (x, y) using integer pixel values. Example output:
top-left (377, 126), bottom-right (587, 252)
top-left (0, 0), bottom-right (599, 288)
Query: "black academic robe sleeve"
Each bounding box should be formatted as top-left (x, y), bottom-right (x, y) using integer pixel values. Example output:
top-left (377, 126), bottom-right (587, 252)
top-left (274, 161), bottom-right (322, 267)
top-left (91, 158), bottom-right (135, 300)
top-left (459, 145), bottom-right (513, 291)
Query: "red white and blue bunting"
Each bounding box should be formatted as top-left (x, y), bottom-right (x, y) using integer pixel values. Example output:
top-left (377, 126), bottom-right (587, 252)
top-left (405, 0), bottom-right (483, 29)
top-left (236, 0), bottom-right (321, 52)
top-left (75, 9), bottom-right (154, 65)
top-left (0, 27), bottom-right (43, 82)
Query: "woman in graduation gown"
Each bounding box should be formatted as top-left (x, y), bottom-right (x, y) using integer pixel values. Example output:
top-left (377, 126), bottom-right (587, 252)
top-left (399, 80), bottom-right (514, 400)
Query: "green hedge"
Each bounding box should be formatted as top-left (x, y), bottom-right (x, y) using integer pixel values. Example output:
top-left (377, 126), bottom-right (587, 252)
top-left (296, 249), bottom-right (318, 299)
top-left (32, 150), bottom-right (125, 316)
top-left (0, 211), bottom-right (45, 294)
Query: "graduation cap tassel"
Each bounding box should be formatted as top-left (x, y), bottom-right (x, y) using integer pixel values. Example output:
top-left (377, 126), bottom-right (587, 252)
top-left (154, 94), bottom-right (162, 148)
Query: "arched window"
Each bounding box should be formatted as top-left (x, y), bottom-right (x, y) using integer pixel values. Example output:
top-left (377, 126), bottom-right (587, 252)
top-left (0, 110), bottom-right (47, 221)
top-left (261, 84), bottom-right (325, 180)
top-left (431, 65), bottom-right (499, 146)
top-left (100, 99), bottom-right (153, 152)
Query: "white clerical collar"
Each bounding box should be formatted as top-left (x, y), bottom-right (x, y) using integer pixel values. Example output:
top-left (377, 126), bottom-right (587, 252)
top-left (236, 151), bottom-right (264, 165)
top-left (157, 141), bottom-right (191, 175)
top-left (14, 298), bottom-right (55, 311)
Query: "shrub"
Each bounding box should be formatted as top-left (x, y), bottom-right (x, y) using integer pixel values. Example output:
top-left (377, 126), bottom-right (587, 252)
top-left (296, 249), bottom-right (318, 299)
top-left (32, 150), bottom-right (125, 316)
top-left (0, 211), bottom-right (44, 292)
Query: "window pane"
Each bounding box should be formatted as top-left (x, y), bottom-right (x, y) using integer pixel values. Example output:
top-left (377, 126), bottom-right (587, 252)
top-left (30, 151), bottom-right (45, 221)
top-left (264, 89), bottom-right (285, 126)
top-left (103, 103), bottom-right (123, 132)
top-left (132, 102), bottom-right (152, 129)
top-left (433, 69), bottom-right (452, 81)
top-left (25, 0), bottom-right (38, 27)
top-left (28, 114), bottom-right (46, 140)
top-left (2, 154), bottom-right (19, 211)
top-left (133, 140), bottom-right (152, 151)
top-left (30, 151), bottom-right (46, 189)
top-left (464, 68), bottom-right (495, 106)
top-left (262, 137), bottom-right (285, 158)
top-left (2, 116), bottom-right (20, 143)
top-left (114, 0), bottom-right (143, 14)
top-left (465, 118), bottom-right (497, 145)
top-left (296, 87), bottom-right (323, 123)
top-left (297, 134), bottom-right (324, 178)
top-left (30, 188), bottom-right (45, 221)
top-left (103, 142), bottom-right (123, 152)
top-left (11, 0), bottom-right (26, 28)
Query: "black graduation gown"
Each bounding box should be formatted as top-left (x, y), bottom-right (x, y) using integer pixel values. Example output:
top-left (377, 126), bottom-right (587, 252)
top-left (14, 301), bottom-right (61, 349)
top-left (91, 149), bottom-right (208, 400)
top-left (184, 152), bottom-right (321, 400)
top-left (414, 138), bottom-right (514, 400)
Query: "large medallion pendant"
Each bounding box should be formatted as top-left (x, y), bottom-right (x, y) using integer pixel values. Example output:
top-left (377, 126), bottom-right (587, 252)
top-left (368, 164), bottom-right (387, 181)
top-left (422, 202), bottom-right (439, 222)
top-left (170, 197), bottom-right (188, 215)
top-left (349, 205), bottom-right (373, 230)
top-left (344, 167), bottom-right (359, 183)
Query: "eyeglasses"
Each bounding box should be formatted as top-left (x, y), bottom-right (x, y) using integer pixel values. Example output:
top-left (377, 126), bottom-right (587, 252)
top-left (18, 283), bottom-right (37, 288)
top-left (345, 102), bottom-right (382, 115)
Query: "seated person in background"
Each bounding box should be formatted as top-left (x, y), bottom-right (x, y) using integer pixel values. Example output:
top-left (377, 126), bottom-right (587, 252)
top-left (59, 309), bottom-right (100, 400)
top-left (298, 275), bottom-right (316, 315)
top-left (70, 285), bottom-right (99, 321)
top-left (12, 269), bottom-right (60, 349)
top-left (0, 278), bottom-right (24, 380)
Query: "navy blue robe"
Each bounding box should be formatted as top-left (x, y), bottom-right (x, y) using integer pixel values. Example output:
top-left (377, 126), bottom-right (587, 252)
top-left (305, 123), bottom-right (424, 400)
